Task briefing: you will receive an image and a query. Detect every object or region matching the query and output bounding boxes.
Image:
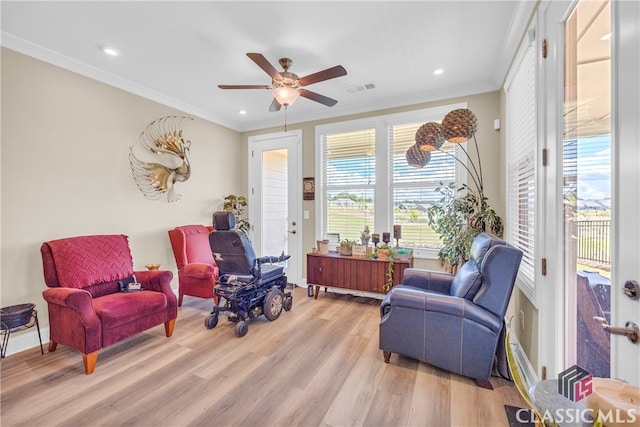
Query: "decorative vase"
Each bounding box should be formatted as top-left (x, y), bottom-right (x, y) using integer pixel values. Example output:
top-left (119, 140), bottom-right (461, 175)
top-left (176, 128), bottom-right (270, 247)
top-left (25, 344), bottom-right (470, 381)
top-left (377, 249), bottom-right (390, 260)
top-left (317, 240), bottom-right (329, 255)
top-left (340, 244), bottom-right (352, 256)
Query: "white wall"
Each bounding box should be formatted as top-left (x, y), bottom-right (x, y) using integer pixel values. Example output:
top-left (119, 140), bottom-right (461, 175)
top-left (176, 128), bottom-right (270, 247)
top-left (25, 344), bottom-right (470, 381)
top-left (0, 48), bottom-right (246, 351)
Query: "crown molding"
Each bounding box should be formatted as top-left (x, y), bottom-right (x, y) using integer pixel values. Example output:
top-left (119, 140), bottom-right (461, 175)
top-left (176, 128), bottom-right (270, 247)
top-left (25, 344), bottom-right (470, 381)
top-left (1, 32), bottom-right (240, 131)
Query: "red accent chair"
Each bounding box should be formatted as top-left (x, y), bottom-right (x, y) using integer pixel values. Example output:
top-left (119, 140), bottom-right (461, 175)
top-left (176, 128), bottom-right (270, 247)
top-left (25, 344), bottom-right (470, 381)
top-left (168, 225), bottom-right (220, 306)
top-left (41, 234), bottom-right (177, 374)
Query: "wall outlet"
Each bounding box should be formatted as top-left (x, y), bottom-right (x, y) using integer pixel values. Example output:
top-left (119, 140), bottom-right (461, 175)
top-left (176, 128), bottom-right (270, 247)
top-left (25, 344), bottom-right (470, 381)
top-left (519, 310), bottom-right (525, 331)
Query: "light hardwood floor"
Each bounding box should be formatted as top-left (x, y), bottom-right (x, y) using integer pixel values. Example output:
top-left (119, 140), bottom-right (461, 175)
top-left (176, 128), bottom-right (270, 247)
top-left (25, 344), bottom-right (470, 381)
top-left (1, 286), bottom-right (526, 426)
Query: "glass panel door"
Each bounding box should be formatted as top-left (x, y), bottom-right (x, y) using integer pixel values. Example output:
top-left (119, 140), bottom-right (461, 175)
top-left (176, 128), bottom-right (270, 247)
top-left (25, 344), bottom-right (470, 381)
top-left (248, 131), bottom-right (302, 286)
top-left (563, 0), bottom-right (612, 378)
top-left (262, 149), bottom-right (288, 256)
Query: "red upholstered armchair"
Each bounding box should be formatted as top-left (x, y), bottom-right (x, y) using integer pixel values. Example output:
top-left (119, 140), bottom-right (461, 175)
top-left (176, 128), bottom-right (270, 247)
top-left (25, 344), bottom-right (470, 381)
top-left (41, 234), bottom-right (177, 374)
top-left (168, 225), bottom-right (220, 306)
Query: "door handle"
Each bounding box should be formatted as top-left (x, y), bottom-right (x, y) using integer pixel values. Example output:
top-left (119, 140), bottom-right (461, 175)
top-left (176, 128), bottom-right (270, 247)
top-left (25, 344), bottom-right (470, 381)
top-left (593, 317), bottom-right (639, 344)
top-left (287, 230), bottom-right (297, 234)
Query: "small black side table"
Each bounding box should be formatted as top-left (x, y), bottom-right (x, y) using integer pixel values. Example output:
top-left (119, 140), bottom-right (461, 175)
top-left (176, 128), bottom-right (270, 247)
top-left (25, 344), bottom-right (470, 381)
top-left (0, 303), bottom-right (44, 358)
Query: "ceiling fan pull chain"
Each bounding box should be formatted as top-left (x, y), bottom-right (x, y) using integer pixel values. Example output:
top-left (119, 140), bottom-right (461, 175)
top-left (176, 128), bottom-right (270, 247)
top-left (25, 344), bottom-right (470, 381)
top-left (284, 106), bottom-right (288, 132)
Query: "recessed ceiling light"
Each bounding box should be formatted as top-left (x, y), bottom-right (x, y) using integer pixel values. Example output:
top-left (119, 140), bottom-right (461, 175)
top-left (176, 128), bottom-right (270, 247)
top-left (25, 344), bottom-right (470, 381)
top-left (432, 68), bottom-right (444, 76)
top-left (600, 33), bottom-right (612, 41)
top-left (101, 46), bottom-right (120, 57)
top-left (238, 109), bottom-right (247, 115)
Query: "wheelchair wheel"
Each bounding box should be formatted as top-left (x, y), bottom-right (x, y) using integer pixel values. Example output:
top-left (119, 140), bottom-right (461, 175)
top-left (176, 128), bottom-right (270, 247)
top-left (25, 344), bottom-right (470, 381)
top-left (235, 320), bottom-right (248, 337)
top-left (204, 313), bottom-right (218, 329)
top-left (283, 295), bottom-right (293, 311)
top-left (263, 288), bottom-right (284, 321)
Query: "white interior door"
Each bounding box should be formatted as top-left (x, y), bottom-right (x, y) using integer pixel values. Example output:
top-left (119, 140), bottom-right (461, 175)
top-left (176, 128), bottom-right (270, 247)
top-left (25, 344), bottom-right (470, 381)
top-left (248, 130), bottom-right (302, 286)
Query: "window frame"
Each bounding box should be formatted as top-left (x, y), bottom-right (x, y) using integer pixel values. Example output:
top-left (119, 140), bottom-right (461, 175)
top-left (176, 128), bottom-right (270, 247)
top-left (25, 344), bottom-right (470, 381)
top-left (504, 19), bottom-right (540, 305)
top-left (315, 102), bottom-right (467, 259)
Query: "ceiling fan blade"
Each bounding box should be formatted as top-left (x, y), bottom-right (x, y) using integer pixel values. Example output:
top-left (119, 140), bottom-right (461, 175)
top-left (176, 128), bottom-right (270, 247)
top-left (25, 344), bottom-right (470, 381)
top-left (247, 53), bottom-right (282, 81)
top-left (298, 65), bottom-right (347, 86)
top-left (269, 98), bottom-right (282, 112)
top-left (218, 85), bottom-right (270, 89)
top-left (299, 89), bottom-right (338, 107)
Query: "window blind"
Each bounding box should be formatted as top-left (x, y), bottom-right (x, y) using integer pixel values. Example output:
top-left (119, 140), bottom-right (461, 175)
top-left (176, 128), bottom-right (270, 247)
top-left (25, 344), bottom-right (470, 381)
top-left (316, 103), bottom-right (466, 252)
top-left (389, 122), bottom-right (457, 248)
top-left (321, 128), bottom-right (376, 242)
top-left (506, 36), bottom-right (537, 285)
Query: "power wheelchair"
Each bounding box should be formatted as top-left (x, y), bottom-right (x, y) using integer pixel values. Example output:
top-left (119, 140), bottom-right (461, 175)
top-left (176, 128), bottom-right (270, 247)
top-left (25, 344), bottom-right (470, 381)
top-left (205, 211), bottom-right (292, 337)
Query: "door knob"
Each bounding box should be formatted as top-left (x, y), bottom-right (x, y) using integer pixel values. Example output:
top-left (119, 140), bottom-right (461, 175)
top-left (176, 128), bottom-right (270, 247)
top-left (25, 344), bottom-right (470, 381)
top-left (287, 230), bottom-right (297, 234)
top-left (593, 317), bottom-right (639, 344)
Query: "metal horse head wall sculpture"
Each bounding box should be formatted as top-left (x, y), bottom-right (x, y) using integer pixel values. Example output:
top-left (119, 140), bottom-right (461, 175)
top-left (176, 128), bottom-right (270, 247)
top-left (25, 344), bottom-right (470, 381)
top-left (129, 116), bottom-right (193, 202)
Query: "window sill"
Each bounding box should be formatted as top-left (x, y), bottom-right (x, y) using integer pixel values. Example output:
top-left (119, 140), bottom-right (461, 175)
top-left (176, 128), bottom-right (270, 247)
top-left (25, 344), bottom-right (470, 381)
top-left (406, 247), bottom-right (440, 260)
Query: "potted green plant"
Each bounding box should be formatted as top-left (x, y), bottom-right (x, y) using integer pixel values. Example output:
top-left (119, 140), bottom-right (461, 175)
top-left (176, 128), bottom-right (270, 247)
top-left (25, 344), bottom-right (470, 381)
top-left (339, 239), bottom-right (356, 256)
top-left (375, 243), bottom-right (393, 260)
top-left (222, 194), bottom-right (251, 234)
top-left (427, 182), bottom-right (503, 272)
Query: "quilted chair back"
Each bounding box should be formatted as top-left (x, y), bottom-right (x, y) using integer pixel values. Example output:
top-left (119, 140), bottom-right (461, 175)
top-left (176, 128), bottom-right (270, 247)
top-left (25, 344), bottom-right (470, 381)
top-left (168, 225), bottom-right (215, 269)
top-left (41, 235), bottom-right (134, 293)
top-left (209, 211), bottom-right (257, 276)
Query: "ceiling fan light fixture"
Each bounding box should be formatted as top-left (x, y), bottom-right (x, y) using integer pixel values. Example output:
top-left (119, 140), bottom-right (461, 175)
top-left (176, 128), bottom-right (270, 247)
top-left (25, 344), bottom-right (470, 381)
top-left (273, 86), bottom-right (300, 107)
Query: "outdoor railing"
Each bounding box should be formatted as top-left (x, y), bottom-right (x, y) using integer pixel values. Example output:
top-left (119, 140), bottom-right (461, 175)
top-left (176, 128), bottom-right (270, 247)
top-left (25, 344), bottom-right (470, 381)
top-left (577, 219), bottom-right (610, 267)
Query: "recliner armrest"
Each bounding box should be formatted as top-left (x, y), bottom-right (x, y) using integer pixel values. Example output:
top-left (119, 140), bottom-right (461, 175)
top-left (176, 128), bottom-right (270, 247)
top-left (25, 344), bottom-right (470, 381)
top-left (401, 268), bottom-right (454, 294)
top-left (385, 287), bottom-right (502, 333)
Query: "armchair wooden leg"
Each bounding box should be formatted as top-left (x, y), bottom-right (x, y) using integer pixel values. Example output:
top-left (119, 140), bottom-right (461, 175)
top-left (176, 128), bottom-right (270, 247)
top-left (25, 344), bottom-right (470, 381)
top-left (178, 293), bottom-right (183, 307)
top-left (164, 319), bottom-right (176, 337)
top-left (383, 351), bottom-right (391, 363)
top-left (82, 351), bottom-right (99, 375)
top-left (475, 378), bottom-right (493, 390)
top-left (48, 341), bottom-right (57, 352)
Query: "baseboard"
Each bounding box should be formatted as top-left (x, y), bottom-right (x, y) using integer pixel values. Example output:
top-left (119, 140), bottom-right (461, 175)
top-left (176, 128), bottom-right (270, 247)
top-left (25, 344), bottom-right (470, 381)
top-left (2, 326), bottom-right (49, 357)
top-left (2, 288), bottom-right (182, 358)
top-left (510, 330), bottom-right (539, 393)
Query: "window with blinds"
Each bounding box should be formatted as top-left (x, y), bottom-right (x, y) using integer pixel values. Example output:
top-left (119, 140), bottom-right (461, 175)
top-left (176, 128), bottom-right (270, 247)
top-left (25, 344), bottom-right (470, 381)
top-left (320, 129), bottom-right (376, 242)
top-left (316, 103), bottom-right (466, 254)
top-left (506, 31), bottom-right (537, 291)
top-left (390, 122), bottom-right (457, 248)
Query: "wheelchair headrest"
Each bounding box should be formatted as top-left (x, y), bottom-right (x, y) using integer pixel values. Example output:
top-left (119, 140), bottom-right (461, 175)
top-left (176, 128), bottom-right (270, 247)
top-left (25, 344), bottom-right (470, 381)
top-left (213, 211), bottom-right (236, 231)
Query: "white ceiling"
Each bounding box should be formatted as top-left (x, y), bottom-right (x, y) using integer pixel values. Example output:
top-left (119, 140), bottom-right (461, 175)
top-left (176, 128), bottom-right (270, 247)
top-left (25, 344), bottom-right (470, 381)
top-left (1, 1), bottom-right (535, 132)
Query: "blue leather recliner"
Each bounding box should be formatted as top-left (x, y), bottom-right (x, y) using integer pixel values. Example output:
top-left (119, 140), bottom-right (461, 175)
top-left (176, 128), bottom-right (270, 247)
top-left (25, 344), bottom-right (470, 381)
top-left (379, 233), bottom-right (523, 389)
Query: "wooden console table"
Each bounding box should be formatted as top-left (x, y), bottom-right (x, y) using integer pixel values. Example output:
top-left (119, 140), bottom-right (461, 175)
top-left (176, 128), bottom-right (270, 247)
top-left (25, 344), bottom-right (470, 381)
top-left (307, 252), bottom-right (413, 298)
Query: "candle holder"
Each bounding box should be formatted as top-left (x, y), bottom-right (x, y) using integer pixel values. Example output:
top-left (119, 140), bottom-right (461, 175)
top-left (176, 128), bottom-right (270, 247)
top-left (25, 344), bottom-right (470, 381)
top-left (371, 233), bottom-right (380, 247)
top-left (394, 225), bottom-right (402, 248)
top-left (382, 232), bottom-right (391, 245)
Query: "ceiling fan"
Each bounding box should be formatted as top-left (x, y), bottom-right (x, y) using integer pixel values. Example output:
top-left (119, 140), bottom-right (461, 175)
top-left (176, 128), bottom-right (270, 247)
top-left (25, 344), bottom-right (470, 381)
top-left (218, 53), bottom-right (347, 112)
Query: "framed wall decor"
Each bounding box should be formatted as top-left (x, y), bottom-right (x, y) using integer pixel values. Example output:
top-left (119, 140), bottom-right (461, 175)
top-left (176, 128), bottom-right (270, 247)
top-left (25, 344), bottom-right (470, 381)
top-left (303, 177), bottom-right (315, 200)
